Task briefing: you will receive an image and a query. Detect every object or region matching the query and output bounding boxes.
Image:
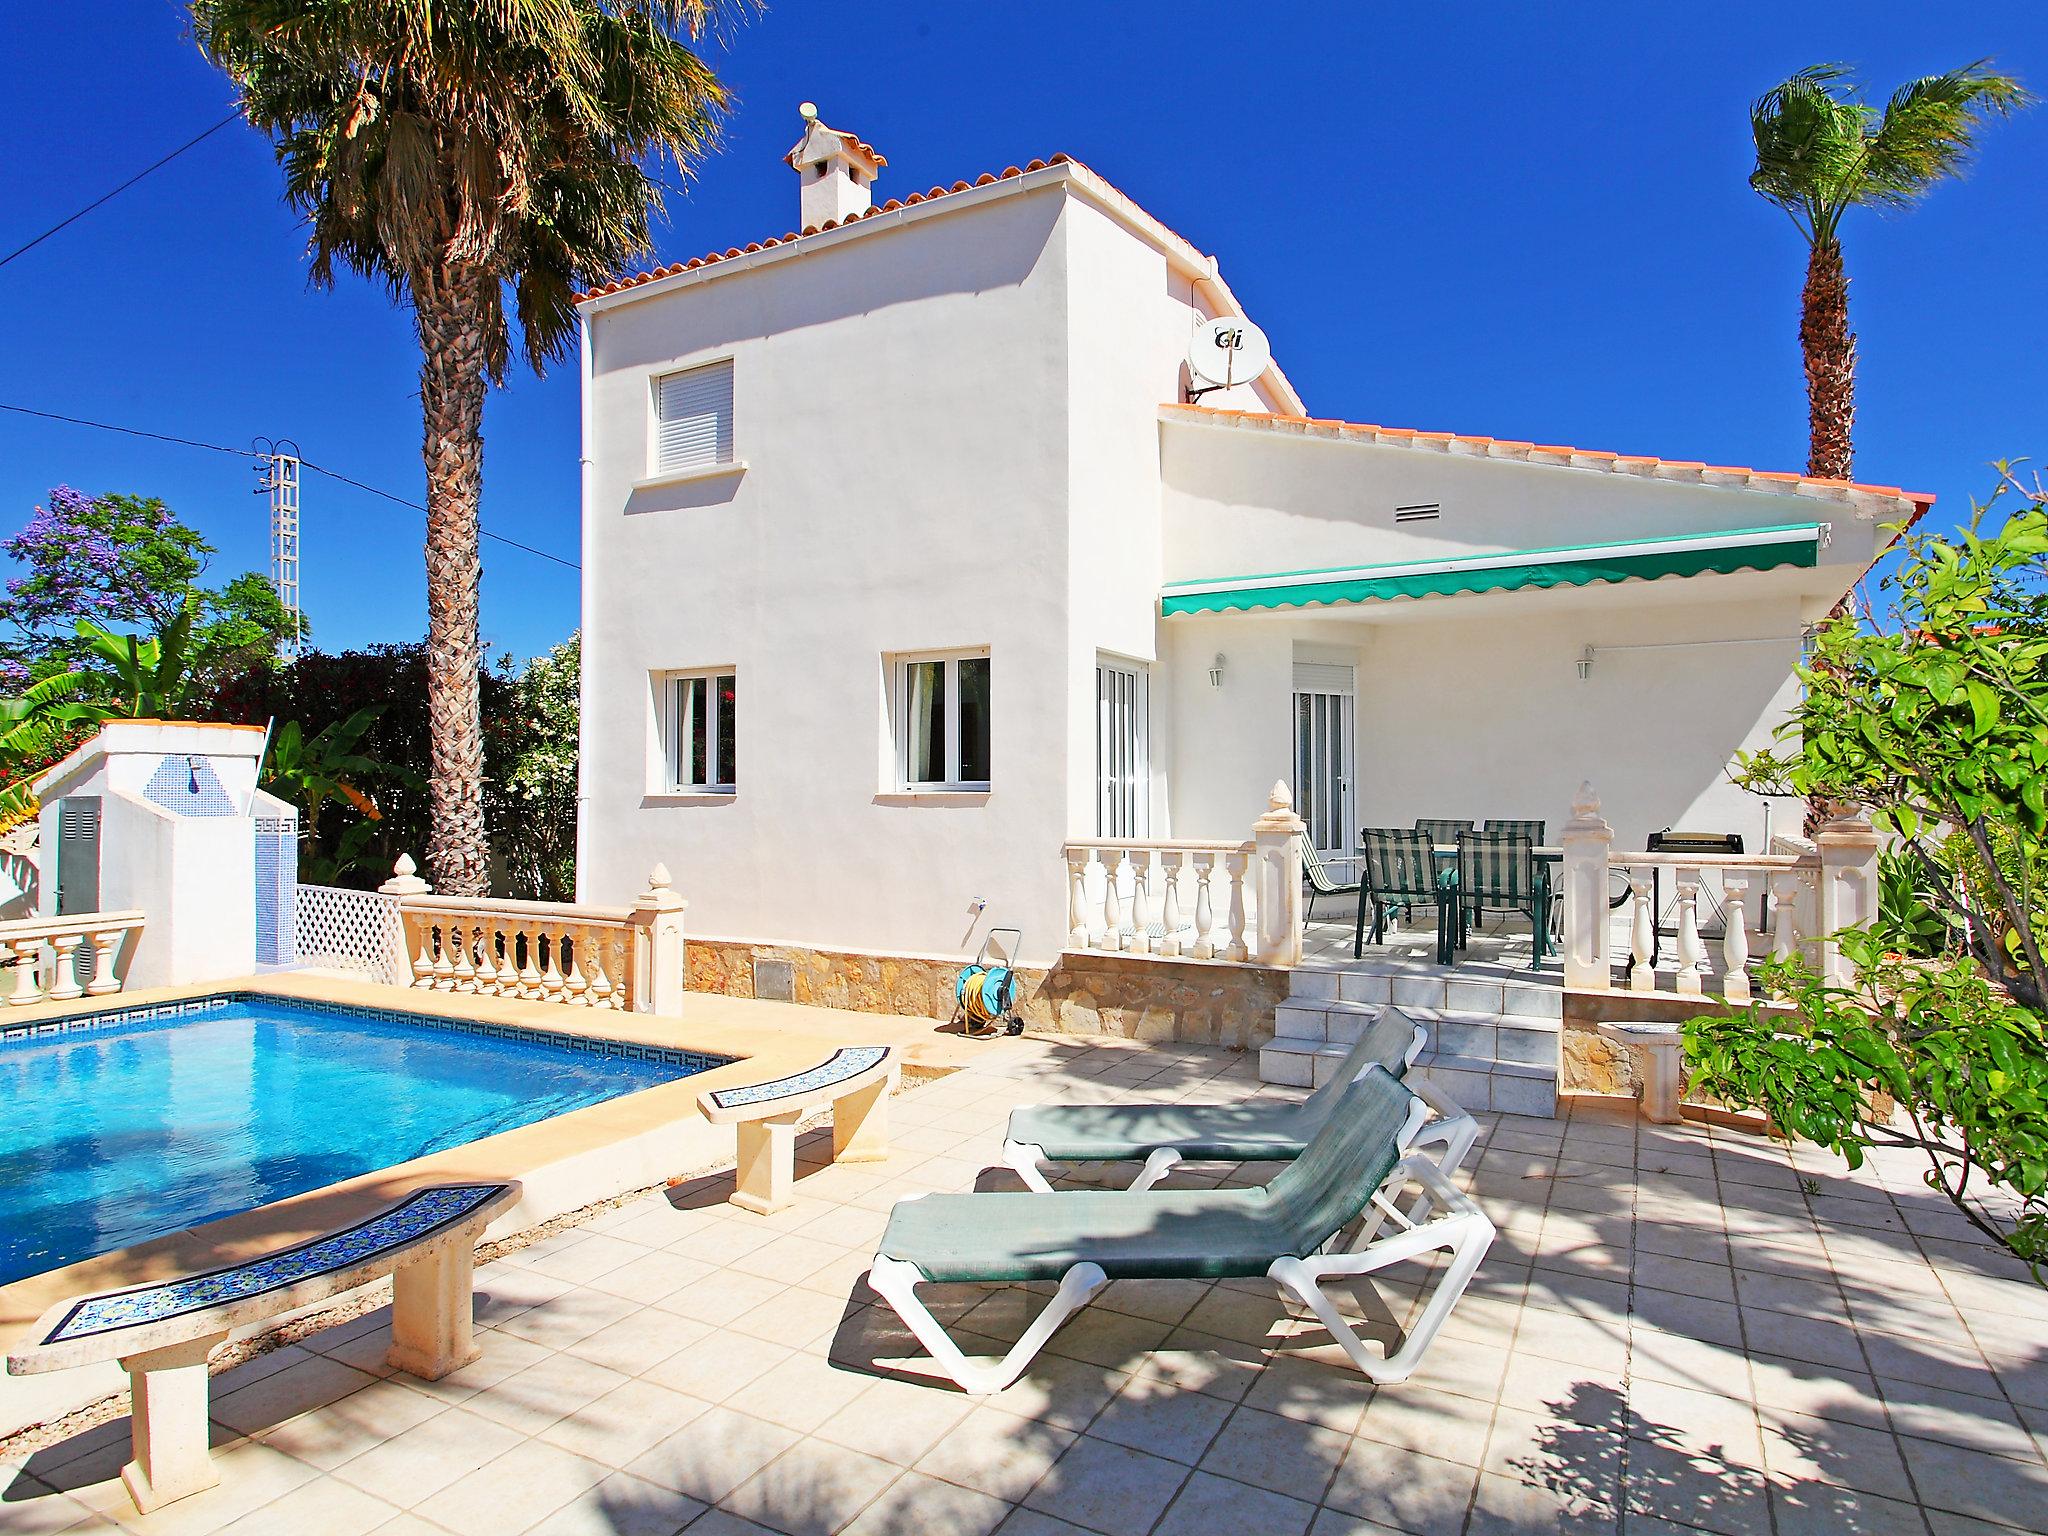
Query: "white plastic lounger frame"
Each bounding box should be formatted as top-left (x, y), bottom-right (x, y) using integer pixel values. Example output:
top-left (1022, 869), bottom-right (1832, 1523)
top-left (1000, 1022), bottom-right (1481, 1195)
top-left (870, 1098), bottom-right (1497, 1396)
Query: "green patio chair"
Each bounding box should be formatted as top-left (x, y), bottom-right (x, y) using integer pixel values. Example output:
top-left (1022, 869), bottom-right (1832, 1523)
top-left (1414, 817), bottom-right (1476, 847)
top-left (868, 1065), bottom-right (1496, 1394)
top-left (1454, 830), bottom-right (1548, 966)
top-left (1356, 827), bottom-right (1452, 961)
top-left (1002, 1006), bottom-right (1479, 1193)
top-left (1482, 818), bottom-right (1546, 842)
top-left (1299, 830), bottom-right (1360, 920)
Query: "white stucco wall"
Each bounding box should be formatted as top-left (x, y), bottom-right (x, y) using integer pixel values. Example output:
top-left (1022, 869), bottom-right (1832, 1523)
top-left (579, 189), bottom-right (1082, 963)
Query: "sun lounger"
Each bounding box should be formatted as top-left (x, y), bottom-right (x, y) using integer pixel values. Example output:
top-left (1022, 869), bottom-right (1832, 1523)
top-left (868, 1066), bottom-right (1494, 1394)
top-left (1000, 1007), bottom-right (1479, 1193)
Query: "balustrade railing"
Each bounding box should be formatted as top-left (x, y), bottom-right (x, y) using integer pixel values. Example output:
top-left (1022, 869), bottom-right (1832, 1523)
top-left (1560, 783), bottom-right (1876, 999)
top-left (0, 910), bottom-right (145, 1006)
top-left (1060, 783), bottom-right (1308, 967)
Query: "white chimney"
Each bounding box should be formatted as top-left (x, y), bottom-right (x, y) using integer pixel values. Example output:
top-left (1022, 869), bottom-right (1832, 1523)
top-left (785, 103), bottom-right (885, 230)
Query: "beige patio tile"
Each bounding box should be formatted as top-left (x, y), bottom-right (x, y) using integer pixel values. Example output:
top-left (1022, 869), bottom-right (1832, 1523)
top-left (1745, 1353), bottom-right (1888, 1431)
top-left (1130, 1326), bottom-right (1270, 1402)
top-left (728, 1283), bottom-right (861, 1353)
top-left (910, 1404), bottom-right (1076, 1502)
top-left (1195, 1405), bottom-right (1349, 1501)
top-left (1497, 1352), bottom-right (1624, 1429)
top-left (81, 1439), bottom-right (319, 1534)
top-left (414, 1439), bottom-right (610, 1536)
top-left (519, 1232), bottom-right (651, 1286)
top-left (1039, 1305), bottom-right (1172, 1371)
top-left (1766, 1483), bottom-right (1932, 1536)
top-left (536, 1378), bottom-right (710, 1467)
top-left (622, 1406), bottom-right (799, 1505)
top-left (473, 1265), bottom-right (575, 1327)
top-left (494, 1286), bottom-right (642, 1351)
top-left (254, 1377), bottom-right (450, 1471)
top-left (816, 1375), bottom-right (974, 1466)
top-left (1860, 1333), bottom-right (2000, 1399)
top-left (1635, 1251), bottom-right (1738, 1305)
top-left (1021, 1435), bottom-right (1189, 1534)
top-left (659, 1218), bottom-right (779, 1268)
top-left (642, 1329), bottom-right (794, 1403)
top-left (465, 1349), bottom-right (632, 1436)
top-left (982, 1351), bottom-right (1131, 1431)
top-left (563, 1306), bottom-right (710, 1375)
top-left (1153, 1468), bottom-right (1314, 1536)
top-left (201, 1476), bottom-right (393, 1536)
top-left (1087, 1372), bottom-right (1235, 1463)
top-left (726, 1232), bottom-right (852, 1284)
top-left (655, 1269), bottom-right (790, 1328)
top-left (1737, 1309), bottom-right (1865, 1372)
top-left (1895, 1434), bottom-right (2048, 1528)
top-left (719, 1438), bottom-right (901, 1536)
top-left (792, 1246), bottom-right (883, 1303)
top-left (0, 1478), bottom-right (120, 1534)
top-left (1501, 1307), bottom-right (1628, 1374)
top-left (724, 1350), bottom-right (876, 1434)
top-left (1465, 1470), bottom-right (1616, 1534)
top-left (1620, 1440), bottom-right (1772, 1536)
top-left (838, 1470), bottom-right (1009, 1536)
top-left (585, 1249), bottom-right (716, 1306)
top-left (210, 1356), bottom-right (385, 1437)
top-left (389, 1326), bottom-right (552, 1405)
top-left (1237, 1354), bottom-right (1373, 1434)
top-left (1627, 1378), bottom-right (1766, 1466)
top-left (1877, 1375), bottom-right (2035, 1460)
top-left (1759, 1407), bottom-right (1916, 1501)
top-left (1482, 1405), bottom-right (1620, 1505)
top-left (328, 1405), bottom-right (526, 1507)
top-left (1323, 1435), bottom-right (1480, 1536)
top-left (1355, 1383), bottom-right (1496, 1467)
top-left (522, 1470), bottom-right (706, 1536)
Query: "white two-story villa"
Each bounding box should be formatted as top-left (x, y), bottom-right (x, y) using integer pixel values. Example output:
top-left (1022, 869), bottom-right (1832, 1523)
top-left (571, 112), bottom-right (1930, 984)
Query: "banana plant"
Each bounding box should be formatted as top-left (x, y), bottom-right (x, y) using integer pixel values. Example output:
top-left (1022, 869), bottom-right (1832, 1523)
top-left (263, 707), bottom-right (421, 883)
top-left (72, 594), bottom-right (203, 719)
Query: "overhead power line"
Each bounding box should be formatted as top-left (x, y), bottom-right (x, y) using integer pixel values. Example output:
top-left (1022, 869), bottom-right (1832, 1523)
top-left (0, 401), bottom-right (580, 570)
top-left (0, 113), bottom-right (242, 272)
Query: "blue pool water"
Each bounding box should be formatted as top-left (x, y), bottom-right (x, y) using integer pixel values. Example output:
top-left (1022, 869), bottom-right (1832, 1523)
top-left (0, 996), bottom-right (718, 1286)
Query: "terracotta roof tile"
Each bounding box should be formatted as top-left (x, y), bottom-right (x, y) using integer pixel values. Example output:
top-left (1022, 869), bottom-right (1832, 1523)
top-left (1162, 404), bottom-right (1935, 509)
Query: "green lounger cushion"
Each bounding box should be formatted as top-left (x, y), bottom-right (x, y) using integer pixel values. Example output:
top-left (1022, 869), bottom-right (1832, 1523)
top-left (1007, 1008), bottom-right (1418, 1164)
top-left (884, 1066), bottom-right (1413, 1284)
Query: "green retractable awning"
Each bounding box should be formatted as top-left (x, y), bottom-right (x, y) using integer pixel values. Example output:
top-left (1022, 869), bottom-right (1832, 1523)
top-left (1159, 523), bottom-right (1824, 617)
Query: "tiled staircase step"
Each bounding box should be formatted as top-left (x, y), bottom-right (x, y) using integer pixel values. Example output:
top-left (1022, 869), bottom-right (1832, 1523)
top-left (1412, 1054), bottom-right (1558, 1119)
top-left (1272, 998), bottom-right (1383, 1042)
top-left (1257, 1036), bottom-right (1353, 1088)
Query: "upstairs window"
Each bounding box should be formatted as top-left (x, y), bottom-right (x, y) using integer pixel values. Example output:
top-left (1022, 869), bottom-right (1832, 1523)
top-left (895, 652), bottom-right (990, 791)
top-left (653, 360), bottom-right (735, 474)
top-left (663, 670), bottom-right (736, 792)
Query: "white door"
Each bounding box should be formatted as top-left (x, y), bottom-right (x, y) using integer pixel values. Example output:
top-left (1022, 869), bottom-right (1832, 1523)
top-left (1096, 659), bottom-right (1149, 837)
top-left (1293, 664), bottom-right (1356, 874)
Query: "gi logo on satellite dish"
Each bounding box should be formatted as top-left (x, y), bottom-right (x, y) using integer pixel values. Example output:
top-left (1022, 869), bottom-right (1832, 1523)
top-left (1187, 316), bottom-right (1272, 394)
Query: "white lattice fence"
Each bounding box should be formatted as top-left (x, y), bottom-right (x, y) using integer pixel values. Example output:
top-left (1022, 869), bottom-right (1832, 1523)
top-left (293, 884), bottom-right (406, 986)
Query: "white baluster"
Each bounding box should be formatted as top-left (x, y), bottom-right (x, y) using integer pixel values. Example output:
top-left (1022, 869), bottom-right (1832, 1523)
top-left (540, 927), bottom-right (566, 1001)
top-left (1722, 878), bottom-right (1752, 1003)
top-left (1629, 872), bottom-right (1656, 993)
top-left (563, 927), bottom-right (589, 1004)
top-left (1224, 846), bottom-right (1250, 963)
top-left (86, 928), bottom-right (124, 994)
top-left (518, 926), bottom-right (544, 998)
top-left (8, 939), bottom-right (42, 1006)
top-left (1158, 851), bottom-right (1185, 958)
top-left (1098, 849), bottom-right (1124, 952)
top-left (1675, 872), bottom-right (1705, 995)
top-left (1067, 849), bottom-right (1091, 949)
top-left (431, 925), bottom-right (456, 990)
top-left (46, 934), bottom-right (84, 1002)
top-left (1770, 871), bottom-right (1800, 963)
top-left (1191, 851), bottom-right (1218, 960)
top-left (1129, 851), bottom-right (1154, 954)
top-left (612, 928), bottom-right (635, 1009)
top-left (410, 922), bottom-right (435, 989)
top-left (450, 922), bottom-right (477, 992)
top-left (584, 925), bottom-right (614, 1009)
top-left (472, 924), bottom-right (500, 993)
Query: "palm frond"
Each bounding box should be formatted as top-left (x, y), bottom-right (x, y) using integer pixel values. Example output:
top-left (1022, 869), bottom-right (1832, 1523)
top-left (1860, 61), bottom-right (2034, 211)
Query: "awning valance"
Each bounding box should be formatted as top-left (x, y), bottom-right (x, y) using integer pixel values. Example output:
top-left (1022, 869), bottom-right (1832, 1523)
top-left (1159, 523), bottom-right (1825, 617)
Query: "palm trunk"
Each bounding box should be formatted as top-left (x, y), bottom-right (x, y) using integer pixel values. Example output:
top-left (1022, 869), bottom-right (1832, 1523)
top-left (416, 277), bottom-right (492, 897)
top-left (1800, 236), bottom-right (1856, 483)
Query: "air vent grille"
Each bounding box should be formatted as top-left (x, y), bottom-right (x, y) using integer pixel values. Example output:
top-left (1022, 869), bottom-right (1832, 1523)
top-left (1394, 503), bottom-right (1441, 524)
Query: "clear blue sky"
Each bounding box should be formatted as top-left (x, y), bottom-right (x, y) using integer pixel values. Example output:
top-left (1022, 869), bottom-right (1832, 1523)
top-left (3, 1), bottom-right (2042, 661)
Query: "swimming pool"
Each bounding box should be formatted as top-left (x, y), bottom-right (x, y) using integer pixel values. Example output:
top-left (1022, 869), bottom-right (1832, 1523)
top-left (0, 994), bottom-right (727, 1286)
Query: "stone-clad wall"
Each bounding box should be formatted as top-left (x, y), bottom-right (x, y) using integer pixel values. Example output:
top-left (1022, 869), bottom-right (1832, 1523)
top-left (686, 938), bottom-right (1288, 1048)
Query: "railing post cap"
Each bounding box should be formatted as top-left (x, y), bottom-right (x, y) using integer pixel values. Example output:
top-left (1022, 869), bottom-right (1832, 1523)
top-left (379, 854), bottom-right (432, 896)
top-left (1254, 780), bottom-right (1305, 834)
top-left (635, 864), bottom-right (688, 913)
top-left (1563, 780), bottom-right (1611, 840)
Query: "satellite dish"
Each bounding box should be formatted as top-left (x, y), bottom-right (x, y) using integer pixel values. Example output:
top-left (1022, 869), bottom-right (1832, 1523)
top-left (1187, 316), bottom-right (1271, 391)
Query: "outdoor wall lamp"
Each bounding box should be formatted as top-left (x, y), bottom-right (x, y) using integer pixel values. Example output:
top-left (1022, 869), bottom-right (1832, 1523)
top-left (1208, 653), bottom-right (1227, 688)
top-left (1577, 646), bottom-right (1595, 681)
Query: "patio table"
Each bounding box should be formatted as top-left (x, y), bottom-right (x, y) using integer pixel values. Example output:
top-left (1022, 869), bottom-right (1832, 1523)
top-left (1387, 845), bottom-right (1562, 963)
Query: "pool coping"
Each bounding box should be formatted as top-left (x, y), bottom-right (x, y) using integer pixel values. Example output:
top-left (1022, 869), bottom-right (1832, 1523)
top-left (0, 973), bottom-right (964, 1436)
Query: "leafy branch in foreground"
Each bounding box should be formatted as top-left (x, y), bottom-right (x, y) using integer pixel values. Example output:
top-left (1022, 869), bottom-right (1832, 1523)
top-left (1690, 472), bottom-right (2048, 1282)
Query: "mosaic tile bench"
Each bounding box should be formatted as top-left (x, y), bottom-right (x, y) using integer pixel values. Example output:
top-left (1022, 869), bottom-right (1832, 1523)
top-left (6, 1181), bottom-right (518, 1515)
top-left (698, 1046), bottom-right (897, 1214)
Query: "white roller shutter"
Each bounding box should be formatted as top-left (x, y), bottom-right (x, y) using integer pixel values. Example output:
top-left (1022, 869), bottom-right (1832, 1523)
top-left (653, 361), bottom-right (734, 472)
top-left (1292, 661), bottom-right (1354, 693)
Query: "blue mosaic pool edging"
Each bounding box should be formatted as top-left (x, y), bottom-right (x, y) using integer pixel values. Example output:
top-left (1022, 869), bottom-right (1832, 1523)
top-left (40, 1184), bottom-right (509, 1345)
top-left (708, 1044), bottom-right (889, 1110)
top-left (0, 991), bottom-right (734, 1075)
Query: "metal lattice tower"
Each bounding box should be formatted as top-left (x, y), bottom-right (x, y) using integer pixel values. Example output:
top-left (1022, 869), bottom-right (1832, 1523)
top-left (254, 440), bottom-right (303, 657)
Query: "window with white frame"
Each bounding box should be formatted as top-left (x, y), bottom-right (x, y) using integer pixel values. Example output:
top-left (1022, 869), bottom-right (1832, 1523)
top-left (651, 360), bottom-right (735, 474)
top-left (1096, 658), bottom-right (1149, 837)
top-left (662, 670), bottom-right (737, 791)
top-left (894, 652), bottom-right (990, 790)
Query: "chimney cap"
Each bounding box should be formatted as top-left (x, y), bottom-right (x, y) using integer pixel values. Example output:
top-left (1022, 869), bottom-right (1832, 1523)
top-left (785, 110), bottom-right (887, 172)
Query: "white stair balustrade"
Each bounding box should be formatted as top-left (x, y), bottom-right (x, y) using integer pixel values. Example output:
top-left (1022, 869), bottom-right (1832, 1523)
top-left (0, 911), bottom-right (146, 1006)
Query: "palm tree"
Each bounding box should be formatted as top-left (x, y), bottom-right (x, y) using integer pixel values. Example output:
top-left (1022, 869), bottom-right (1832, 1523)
top-left (191, 1), bottom-right (744, 894)
top-left (1750, 61), bottom-right (2028, 483)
